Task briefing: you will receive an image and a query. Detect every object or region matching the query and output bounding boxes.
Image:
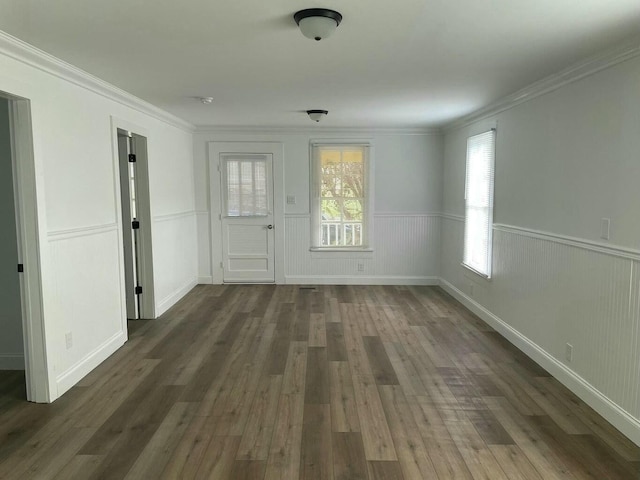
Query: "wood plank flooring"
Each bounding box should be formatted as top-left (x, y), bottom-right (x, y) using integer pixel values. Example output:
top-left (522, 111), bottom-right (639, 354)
top-left (0, 285), bottom-right (638, 479)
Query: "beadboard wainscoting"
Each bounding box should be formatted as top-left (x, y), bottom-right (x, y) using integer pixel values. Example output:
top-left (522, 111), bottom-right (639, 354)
top-left (441, 215), bottom-right (640, 445)
top-left (47, 223), bottom-right (126, 398)
top-left (195, 211), bottom-right (213, 284)
top-left (285, 213), bottom-right (441, 284)
top-left (153, 211), bottom-right (199, 316)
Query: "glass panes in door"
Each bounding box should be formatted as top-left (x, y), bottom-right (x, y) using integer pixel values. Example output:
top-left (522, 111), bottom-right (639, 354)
top-left (224, 155), bottom-right (269, 217)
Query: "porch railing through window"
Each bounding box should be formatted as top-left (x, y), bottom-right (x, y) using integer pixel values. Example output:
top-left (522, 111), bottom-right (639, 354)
top-left (321, 222), bottom-right (363, 246)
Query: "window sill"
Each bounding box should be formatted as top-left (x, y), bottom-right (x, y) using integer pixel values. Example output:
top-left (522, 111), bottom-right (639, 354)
top-left (461, 262), bottom-right (492, 281)
top-left (310, 247), bottom-right (374, 259)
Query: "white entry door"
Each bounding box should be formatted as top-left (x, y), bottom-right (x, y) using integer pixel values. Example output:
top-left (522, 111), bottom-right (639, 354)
top-left (220, 153), bottom-right (275, 283)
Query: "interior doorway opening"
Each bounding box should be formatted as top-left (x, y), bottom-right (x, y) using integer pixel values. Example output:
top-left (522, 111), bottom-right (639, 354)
top-left (0, 91), bottom-right (48, 403)
top-left (0, 97), bottom-right (26, 400)
top-left (116, 129), bottom-right (155, 321)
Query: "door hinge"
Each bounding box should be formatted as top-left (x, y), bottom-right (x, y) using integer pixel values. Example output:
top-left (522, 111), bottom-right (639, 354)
top-left (132, 219), bottom-right (140, 230)
top-left (135, 286), bottom-right (143, 295)
top-left (17, 264), bottom-right (24, 273)
top-left (217, 163), bottom-right (221, 172)
top-left (218, 213), bottom-right (222, 220)
top-left (128, 153), bottom-right (136, 163)
top-left (220, 262), bottom-right (223, 269)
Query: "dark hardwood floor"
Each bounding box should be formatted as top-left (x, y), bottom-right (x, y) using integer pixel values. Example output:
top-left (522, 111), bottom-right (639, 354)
top-left (0, 285), bottom-right (638, 479)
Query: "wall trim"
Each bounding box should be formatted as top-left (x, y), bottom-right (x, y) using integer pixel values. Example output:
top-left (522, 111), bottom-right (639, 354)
top-left (47, 222), bottom-right (118, 242)
top-left (439, 278), bottom-right (640, 447)
top-left (444, 35), bottom-right (640, 133)
top-left (285, 275), bottom-right (439, 286)
top-left (494, 223), bottom-right (640, 262)
top-left (195, 125), bottom-right (441, 136)
top-left (153, 210), bottom-right (197, 223)
top-left (0, 31), bottom-right (194, 133)
top-left (441, 213), bottom-right (464, 222)
top-left (155, 279), bottom-right (198, 317)
top-left (286, 212), bottom-right (443, 219)
top-left (374, 213), bottom-right (442, 218)
top-left (197, 276), bottom-right (213, 284)
top-left (55, 330), bottom-right (126, 399)
top-left (0, 354), bottom-right (25, 370)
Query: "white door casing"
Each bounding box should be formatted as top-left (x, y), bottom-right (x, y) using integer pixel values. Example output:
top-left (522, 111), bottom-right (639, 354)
top-left (209, 142), bottom-right (285, 284)
top-left (6, 95), bottom-right (49, 402)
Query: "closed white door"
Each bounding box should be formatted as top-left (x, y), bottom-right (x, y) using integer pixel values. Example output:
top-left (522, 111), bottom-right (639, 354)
top-left (220, 153), bottom-right (275, 283)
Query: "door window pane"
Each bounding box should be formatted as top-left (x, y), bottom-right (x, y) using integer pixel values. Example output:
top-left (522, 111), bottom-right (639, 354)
top-left (224, 156), bottom-right (269, 216)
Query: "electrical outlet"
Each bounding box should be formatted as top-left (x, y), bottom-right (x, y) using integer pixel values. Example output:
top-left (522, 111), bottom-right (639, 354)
top-left (65, 332), bottom-right (73, 350)
top-left (565, 343), bottom-right (573, 362)
top-left (357, 262), bottom-right (364, 272)
top-left (601, 218), bottom-right (610, 240)
top-left (286, 194), bottom-right (296, 205)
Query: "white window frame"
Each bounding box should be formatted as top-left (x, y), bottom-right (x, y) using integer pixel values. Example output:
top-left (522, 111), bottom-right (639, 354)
top-left (462, 129), bottom-right (496, 278)
top-left (310, 141), bottom-right (374, 252)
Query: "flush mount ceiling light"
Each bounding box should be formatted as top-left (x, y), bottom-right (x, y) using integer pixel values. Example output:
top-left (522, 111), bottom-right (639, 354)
top-left (294, 9), bottom-right (342, 41)
top-left (307, 110), bottom-right (328, 122)
top-left (199, 97), bottom-right (214, 104)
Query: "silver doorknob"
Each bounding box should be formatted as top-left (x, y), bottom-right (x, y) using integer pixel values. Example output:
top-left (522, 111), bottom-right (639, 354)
top-left (267, 225), bottom-right (273, 229)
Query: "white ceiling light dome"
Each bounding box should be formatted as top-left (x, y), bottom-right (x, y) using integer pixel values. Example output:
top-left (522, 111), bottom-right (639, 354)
top-left (306, 110), bottom-right (328, 122)
top-left (294, 9), bottom-right (343, 41)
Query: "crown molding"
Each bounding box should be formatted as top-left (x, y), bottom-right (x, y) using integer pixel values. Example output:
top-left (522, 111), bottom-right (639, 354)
top-left (444, 35), bottom-right (640, 133)
top-left (194, 125), bottom-right (442, 136)
top-left (0, 30), bottom-right (195, 133)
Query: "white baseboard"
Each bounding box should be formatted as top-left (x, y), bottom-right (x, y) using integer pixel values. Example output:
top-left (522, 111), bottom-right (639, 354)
top-left (0, 354), bottom-right (25, 370)
top-left (439, 278), bottom-right (640, 447)
top-left (285, 275), bottom-right (439, 285)
top-left (198, 276), bottom-right (213, 284)
top-left (55, 331), bottom-right (126, 399)
top-left (155, 279), bottom-right (198, 317)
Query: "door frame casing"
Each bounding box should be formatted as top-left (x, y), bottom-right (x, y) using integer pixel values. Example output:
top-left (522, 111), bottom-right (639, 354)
top-left (110, 117), bottom-right (156, 321)
top-left (4, 93), bottom-right (49, 402)
top-left (208, 142), bottom-right (285, 284)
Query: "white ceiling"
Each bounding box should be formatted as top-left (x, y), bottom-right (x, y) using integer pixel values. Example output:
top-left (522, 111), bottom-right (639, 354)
top-left (1, 0), bottom-right (639, 128)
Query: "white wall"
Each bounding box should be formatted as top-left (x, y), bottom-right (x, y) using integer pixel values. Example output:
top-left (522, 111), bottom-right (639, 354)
top-left (0, 34), bottom-right (197, 400)
top-left (441, 54), bottom-right (640, 445)
top-left (0, 97), bottom-right (24, 369)
top-left (194, 130), bottom-right (443, 284)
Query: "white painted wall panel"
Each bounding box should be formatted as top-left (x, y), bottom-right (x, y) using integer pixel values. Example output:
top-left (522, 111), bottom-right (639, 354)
top-left (443, 219), bottom-right (640, 434)
top-left (373, 215), bottom-right (440, 276)
top-left (492, 59), bottom-right (640, 247)
top-left (285, 214), bottom-right (440, 283)
top-left (153, 212), bottom-right (198, 316)
top-left (48, 226), bottom-right (123, 384)
top-left (284, 215), bottom-right (311, 277)
top-left (0, 37), bottom-right (196, 399)
top-left (194, 130), bottom-right (443, 283)
top-left (441, 55), bottom-right (640, 444)
top-left (196, 211), bottom-right (212, 283)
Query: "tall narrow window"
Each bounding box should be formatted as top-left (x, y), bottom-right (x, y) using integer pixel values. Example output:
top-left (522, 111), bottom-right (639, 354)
top-left (311, 143), bottom-right (370, 249)
top-left (463, 129), bottom-right (496, 277)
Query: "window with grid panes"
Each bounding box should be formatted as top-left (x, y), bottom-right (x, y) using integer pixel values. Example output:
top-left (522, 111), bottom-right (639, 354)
top-left (311, 143), bottom-right (370, 248)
